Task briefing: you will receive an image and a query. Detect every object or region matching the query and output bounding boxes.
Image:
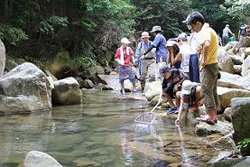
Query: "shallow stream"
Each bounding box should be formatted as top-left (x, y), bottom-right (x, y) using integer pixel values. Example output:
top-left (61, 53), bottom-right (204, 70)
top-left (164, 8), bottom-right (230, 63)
top-left (0, 90), bottom-right (230, 167)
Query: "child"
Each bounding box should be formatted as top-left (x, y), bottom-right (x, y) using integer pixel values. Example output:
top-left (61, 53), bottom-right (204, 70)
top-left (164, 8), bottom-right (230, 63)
top-left (175, 80), bottom-right (203, 125)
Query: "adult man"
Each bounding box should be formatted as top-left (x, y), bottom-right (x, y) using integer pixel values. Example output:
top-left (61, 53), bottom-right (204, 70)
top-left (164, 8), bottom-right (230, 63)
top-left (135, 32), bottom-right (155, 93)
top-left (144, 26), bottom-right (167, 75)
top-left (0, 39), bottom-right (6, 78)
top-left (115, 37), bottom-right (137, 95)
top-left (222, 24), bottom-right (234, 46)
top-left (183, 11), bottom-right (220, 124)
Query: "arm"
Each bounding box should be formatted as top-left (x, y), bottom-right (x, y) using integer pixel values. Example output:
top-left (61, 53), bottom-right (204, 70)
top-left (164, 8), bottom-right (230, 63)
top-left (171, 53), bottom-right (182, 65)
top-left (115, 49), bottom-right (122, 64)
top-left (229, 28), bottom-right (234, 36)
top-left (135, 42), bottom-right (142, 61)
top-left (175, 98), bottom-right (184, 126)
top-left (201, 40), bottom-right (210, 67)
top-left (143, 45), bottom-right (155, 55)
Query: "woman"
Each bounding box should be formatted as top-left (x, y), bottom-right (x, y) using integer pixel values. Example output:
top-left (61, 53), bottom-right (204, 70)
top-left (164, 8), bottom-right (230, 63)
top-left (166, 41), bottom-right (181, 69)
top-left (115, 37), bottom-right (136, 95)
top-left (175, 80), bottom-right (203, 125)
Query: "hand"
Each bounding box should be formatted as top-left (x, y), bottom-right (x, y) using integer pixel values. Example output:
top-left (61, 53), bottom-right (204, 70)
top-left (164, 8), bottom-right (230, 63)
top-left (175, 119), bottom-right (180, 126)
top-left (141, 55), bottom-right (145, 60)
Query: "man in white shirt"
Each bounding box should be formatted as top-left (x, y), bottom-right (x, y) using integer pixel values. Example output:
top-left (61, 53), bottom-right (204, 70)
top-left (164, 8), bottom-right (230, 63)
top-left (222, 24), bottom-right (234, 46)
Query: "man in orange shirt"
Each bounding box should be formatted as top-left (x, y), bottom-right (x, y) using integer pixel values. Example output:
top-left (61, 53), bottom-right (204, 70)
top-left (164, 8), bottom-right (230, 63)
top-left (183, 11), bottom-right (220, 125)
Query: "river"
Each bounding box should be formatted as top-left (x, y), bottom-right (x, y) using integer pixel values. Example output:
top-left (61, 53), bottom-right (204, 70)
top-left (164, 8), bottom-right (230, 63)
top-left (0, 90), bottom-right (229, 167)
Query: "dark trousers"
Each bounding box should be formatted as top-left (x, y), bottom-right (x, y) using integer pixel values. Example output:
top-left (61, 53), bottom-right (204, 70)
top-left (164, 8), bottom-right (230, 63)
top-left (189, 54), bottom-right (200, 83)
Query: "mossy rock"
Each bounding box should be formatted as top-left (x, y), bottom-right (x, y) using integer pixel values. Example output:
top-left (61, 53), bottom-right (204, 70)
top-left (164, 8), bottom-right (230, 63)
top-left (45, 49), bottom-right (72, 79)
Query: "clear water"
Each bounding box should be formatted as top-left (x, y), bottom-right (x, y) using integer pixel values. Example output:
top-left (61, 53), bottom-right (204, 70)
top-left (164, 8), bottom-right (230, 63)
top-left (0, 90), bottom-right (229, 167)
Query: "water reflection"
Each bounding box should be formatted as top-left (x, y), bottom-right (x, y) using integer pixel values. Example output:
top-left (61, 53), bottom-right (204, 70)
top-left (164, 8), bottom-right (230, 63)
top-left (0, 90), bottom-right (231, 167)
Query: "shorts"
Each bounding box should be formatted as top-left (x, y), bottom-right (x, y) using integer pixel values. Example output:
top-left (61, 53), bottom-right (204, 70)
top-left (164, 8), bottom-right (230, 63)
top-left (119, 65), bottom-right (135, 83)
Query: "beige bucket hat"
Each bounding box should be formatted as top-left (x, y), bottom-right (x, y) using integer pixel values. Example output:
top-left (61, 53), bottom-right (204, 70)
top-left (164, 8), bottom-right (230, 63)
top-left (121, 37), bottom-right (131, 44)
top-left (141, 32), bottom-right (150, 38)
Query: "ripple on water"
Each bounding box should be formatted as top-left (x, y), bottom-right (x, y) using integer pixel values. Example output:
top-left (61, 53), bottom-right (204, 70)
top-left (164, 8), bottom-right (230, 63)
top-left (0, 90), bottom-right (233, 167)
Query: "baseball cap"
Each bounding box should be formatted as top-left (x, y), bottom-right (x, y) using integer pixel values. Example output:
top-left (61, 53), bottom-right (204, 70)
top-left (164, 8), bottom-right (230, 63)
top-left (182, 11), bottom-right (205, 25)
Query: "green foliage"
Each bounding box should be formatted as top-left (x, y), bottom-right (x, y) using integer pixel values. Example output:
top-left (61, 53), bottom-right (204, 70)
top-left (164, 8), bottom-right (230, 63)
top-left (237, 138), bottom-right (250, 150)
top-left (0, 25), bottom-right (28, 45)
top-left (36, 16), bottom-right (69, 34)
top-left (72, 50), bottom-right (97, 71)
top-left (227, 0), bottom-right (250, 24)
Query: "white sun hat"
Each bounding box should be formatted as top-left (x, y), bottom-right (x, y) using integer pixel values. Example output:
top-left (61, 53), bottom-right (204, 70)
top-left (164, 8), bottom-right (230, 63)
top-left (141, 32), bottom-right (150, 38)
top-left (166, 40), bottom-right (178, 47)
top-left (181, 80), bottom-right (200, 95)
top-left (121, 37), bottom-right (131, 44)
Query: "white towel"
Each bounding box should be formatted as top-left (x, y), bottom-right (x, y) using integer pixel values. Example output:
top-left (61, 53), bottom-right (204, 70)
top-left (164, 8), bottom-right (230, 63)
top-left (120, 46), bottom-right (129, 65)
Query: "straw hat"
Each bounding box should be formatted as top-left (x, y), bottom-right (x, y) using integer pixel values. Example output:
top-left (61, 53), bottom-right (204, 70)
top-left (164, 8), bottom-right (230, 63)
top-left (121, 37), bottom-right (131, 44)
top-left (150, 26), bottom-right (163, 33)
top-left (141, 32), bottom-right (150, 38)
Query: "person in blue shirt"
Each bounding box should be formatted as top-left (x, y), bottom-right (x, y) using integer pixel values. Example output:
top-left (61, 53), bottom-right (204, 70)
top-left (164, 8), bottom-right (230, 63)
top-left (144, 26), bottom-right (168, 75)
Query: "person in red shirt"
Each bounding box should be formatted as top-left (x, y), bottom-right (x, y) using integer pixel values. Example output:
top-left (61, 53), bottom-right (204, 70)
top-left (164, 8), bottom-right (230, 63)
top-left (115, 37), bottom-right (136, 95)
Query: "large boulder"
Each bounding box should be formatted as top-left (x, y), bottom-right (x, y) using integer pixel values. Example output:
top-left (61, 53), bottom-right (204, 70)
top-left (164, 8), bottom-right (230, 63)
top-left (233, 65), bottom-right (242, 74)
top-left (217, 87), bottom-right (250, 109)
top-left (23, 151), bottom-right (62, 167)
top-left (195, 121), bottom-right (233, 137)
top-left (46, 50), bottom-right (72, 79)
top-left (244, 47), bottom-right (250, 57)
top-left (241, 56), bottom-right (250, 77)
top-left (241, 36), bottom-right (250, 48)
top-left (217, 48), bottom-right (234, 74)
top-left (52, 77), bottom-right (82, 105)
top-left (217, 72), bottom-right (244, 89)
top-left (0, 63), bottom-right (52, 113)
top-left (231, 98), bottom-right (250, 156)
top-left (229, 55), bottom-right (244, 65)
top-left (144, 80), bottom-right (162, 102)
top-left (0, 39), bottom-right (6, 77)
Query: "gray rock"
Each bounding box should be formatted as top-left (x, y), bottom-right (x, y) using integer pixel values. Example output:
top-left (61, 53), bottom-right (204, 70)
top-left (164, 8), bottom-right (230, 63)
top-left (82, 79), bottom-right (95, 89)
top-left (217, 87), bottom-right (250, 109)
top-left (217, 48), bottom-right (235, 74)
top-left (217, 72), bottom-right (243, 89)
top-left (233, 65), bottom-right (242, 74)
top-left (144, 80), bottom-right (162, 102)
top-left (0, 39), bottom-right (6, 77)
top-left (195, 121), bottom-right (233, 137)
top-left (230, 55), bottom-right (244, 65)
top-left (97, 83), bottom-right (113, 91)
top-left (233, 156), bottom-right (250, 167)
top-left (0, 63), bottom-right (52, 113)
top-left (241, 36), bottom-right (250, 47)
top-left (241, 56), bottom-right (250, 77)
top-left (231, 98), bottom-right (250, 156)
top-left (212, 157), bottom-right (247, 167)
top-left (244, 47), bottom-right (250, 57)
top-left (209, 151), bottom-right (233, 164)
top-left (223, 107), bottom-right (232, 122)
top-left (46, 50), bottom-right (72, 79)
top-left (23, 151), bottom-right (62, 167)
top-left (52, 77), bottom-right (82, 105)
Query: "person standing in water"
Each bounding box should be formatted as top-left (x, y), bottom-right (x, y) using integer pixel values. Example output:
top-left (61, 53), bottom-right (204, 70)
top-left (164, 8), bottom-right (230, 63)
top-left (135, 32), bottom-right (156, 93)
top-left (115, 37), bottom-right (137, 95)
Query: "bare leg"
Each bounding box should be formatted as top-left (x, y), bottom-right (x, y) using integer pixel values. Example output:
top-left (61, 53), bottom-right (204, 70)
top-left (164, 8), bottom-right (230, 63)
top-left (121, 81), bottom-right (125, 94)
top-left (165, 94), bottom-right (175, 108)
